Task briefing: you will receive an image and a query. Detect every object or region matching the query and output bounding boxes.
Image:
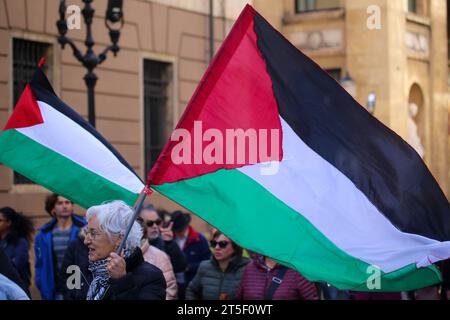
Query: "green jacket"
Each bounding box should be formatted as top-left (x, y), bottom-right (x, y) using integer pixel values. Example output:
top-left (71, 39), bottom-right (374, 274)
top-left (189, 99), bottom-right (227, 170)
top-left (186, 255), bottom-right (249, 300)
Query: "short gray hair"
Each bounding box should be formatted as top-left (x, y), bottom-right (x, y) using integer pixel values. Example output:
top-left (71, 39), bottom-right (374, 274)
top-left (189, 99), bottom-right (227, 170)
top-left (86, 200), bottom-right (142, 251)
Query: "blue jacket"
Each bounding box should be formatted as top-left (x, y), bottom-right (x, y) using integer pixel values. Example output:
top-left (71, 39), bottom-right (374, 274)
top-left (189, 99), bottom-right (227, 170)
top-left (176, 226), bottom-right (211, 299)
top-left (183, 227), bottom-right (211, 285)
top-left (34, 214), bottom-right (86, 300)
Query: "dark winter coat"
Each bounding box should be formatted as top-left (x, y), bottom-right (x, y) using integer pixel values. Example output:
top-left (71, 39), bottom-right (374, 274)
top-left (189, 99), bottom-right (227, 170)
top-left (150, 236), bottom-right (188, 273)
top-left (101, 248), bottom-right (166, 300)
top-left (186, 255), bottom-right (249, 300)
top-left (0, 236), bottom-right (31, 289)
top-left (175, 226), bottom-right (211, 299)
top-left (182, 226), bottom-right (211, 284)
top-left (61, 244), bottom-right (166, 300)
top-left (60, 236), bottom-right (90, 300)
top-left (0, 246), bottom-right (28, 295)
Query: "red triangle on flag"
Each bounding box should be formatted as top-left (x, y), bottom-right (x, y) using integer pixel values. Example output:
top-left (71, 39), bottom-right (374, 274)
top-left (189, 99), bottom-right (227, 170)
top-left (3, 84), bottom-right (44, 131)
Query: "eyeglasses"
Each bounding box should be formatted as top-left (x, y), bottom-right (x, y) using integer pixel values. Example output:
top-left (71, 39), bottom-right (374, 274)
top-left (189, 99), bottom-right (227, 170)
top-left (83, 227), bottom-right (103, 240)
top-left (210, 240), bottom-right (230, 249)
top-left (143, 219), bottom-right (162, 228)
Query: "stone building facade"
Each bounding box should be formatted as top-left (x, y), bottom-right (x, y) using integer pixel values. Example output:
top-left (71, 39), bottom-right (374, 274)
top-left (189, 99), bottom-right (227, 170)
top-left (0, 0), bottom-right (448, 298)
top-left (1, 0), bottom-right (448, 229)
top-left (0, 0), bottom-right (250, 230)
top-left (0, 0), bottom-right (251, 299)
top-left (255, 0), bottom-right (449, 198)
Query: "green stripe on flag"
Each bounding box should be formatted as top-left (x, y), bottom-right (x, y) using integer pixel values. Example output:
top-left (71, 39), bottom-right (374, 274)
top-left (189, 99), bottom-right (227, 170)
top-left (153, 168), bottom-right (441, 291)
top-left (0, 129), bottom-right (140, 208)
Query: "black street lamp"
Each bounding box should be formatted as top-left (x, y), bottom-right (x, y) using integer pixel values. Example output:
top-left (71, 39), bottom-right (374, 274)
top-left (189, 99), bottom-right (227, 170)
top-left (56, 0), bottom-right (124, 127)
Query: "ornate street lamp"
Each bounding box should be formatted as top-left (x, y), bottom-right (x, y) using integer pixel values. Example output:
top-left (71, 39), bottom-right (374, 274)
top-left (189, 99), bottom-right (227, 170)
top-left (56, 0), bottom-right (124, 127)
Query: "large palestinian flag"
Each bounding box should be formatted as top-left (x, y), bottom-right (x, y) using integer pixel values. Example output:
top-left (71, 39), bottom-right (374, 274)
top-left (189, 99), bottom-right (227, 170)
top-left (148, 5), bottom-right (450, 291)
top-left (0, 62), bottom-right (144, 208)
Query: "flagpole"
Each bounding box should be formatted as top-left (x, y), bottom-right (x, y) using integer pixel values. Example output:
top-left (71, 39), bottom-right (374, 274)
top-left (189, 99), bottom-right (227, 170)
top-left (116, 185), bottom-right (153, 254)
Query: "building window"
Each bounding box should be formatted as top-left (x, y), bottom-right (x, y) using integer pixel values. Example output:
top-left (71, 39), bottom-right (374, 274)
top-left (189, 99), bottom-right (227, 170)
top-left (407, 0), bottom-right (428, 16)
top-left (407, 0), bottom-right (417, 13)
top-left (325, 68), bottom-right (341, 81)
top-left (13, 38), bottom-right (52, 185)
top-left (143, 59), bottom-right (173, 176)
top-left (295, 0), bottom-right (340, 13)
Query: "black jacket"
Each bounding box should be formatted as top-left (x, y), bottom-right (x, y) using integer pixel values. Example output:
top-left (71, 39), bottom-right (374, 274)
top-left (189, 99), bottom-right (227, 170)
top-left (61, 236), bottom-right (91, 300)
top-left (150, 236), bottom-right (188, 273)
top-left (103, 248), bottom-right (166, 300)
top-left (61, 243), bottom-right (166, 300)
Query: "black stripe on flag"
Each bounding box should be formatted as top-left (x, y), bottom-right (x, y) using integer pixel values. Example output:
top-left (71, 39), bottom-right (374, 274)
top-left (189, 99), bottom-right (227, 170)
top-left (29, 68), bottom-right (143, 183)
top-left (253, 14), bottom-right (450, 242)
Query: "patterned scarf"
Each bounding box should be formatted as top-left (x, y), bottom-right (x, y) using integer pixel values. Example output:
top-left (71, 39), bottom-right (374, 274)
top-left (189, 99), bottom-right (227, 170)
top-left (86, 258), bottom-right (110, 300)
top-left (86, 249), bottom-right (133, 300)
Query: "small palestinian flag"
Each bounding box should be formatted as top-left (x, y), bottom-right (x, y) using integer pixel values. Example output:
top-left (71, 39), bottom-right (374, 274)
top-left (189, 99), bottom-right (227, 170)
top-left (0, 60), bottom-right (144, 208)
top-left (148, 5), bottom-right (450, 291)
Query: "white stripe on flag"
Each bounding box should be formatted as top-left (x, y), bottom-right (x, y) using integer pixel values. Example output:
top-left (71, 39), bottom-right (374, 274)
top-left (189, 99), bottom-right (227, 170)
top-left (17, 101), bottom-right (144, 194)
top-left (239, 117), bottom-right (450, 273)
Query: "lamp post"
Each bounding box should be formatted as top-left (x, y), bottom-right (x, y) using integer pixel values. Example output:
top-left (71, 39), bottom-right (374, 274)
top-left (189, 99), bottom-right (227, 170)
top-left (56, 0), bottom-right (124, 127)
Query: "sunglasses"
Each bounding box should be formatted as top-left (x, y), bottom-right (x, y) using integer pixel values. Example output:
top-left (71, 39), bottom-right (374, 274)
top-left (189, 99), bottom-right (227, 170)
top-left (210, 240), bottom-right (230, 249)
top-left (143, 219), bottom-right (162, 227)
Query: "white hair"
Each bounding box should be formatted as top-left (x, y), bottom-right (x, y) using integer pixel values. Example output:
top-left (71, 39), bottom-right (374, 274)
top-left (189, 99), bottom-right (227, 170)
top-left (86, 200), bottom-right (143, 251)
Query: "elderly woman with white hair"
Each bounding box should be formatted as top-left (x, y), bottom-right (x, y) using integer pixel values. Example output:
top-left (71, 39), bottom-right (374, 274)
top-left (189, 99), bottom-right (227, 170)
top-left (83, 200), bottom-right (166, 300)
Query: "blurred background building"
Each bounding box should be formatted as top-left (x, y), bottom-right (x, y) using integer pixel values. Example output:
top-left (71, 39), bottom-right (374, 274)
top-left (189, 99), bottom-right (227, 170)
top-left (0, 0), bottom-right (449, 298)
top-left (255, 0), bottom-right (449, 197)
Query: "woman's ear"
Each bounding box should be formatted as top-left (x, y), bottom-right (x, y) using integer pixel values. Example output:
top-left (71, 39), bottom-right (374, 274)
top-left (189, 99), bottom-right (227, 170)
top-left (114, 236), bottom-right (123, 250)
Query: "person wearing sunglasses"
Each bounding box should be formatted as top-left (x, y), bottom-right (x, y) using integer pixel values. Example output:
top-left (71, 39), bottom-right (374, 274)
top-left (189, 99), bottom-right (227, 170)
top-left (138, 206), bottom-right (187, 278)
top-left (186, 230), bottom-right (249, 300)
top-left (139, 207), bottom-right (178, 300)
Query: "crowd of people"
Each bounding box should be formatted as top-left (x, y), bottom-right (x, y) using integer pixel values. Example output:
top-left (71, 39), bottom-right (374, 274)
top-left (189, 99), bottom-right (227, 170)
top-left (0, 194), bottom-right (449, 300)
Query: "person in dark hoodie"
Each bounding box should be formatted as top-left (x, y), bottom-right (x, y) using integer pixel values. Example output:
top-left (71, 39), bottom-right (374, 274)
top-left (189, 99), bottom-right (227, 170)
top-left (34, 194), bottom-right (86, 300)
top-left (186, 230), bottom-right (249, 300)
top-left (0, 207), bottom-right (33, 294)
top-left (83, 200), bottom-right (166, 300)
